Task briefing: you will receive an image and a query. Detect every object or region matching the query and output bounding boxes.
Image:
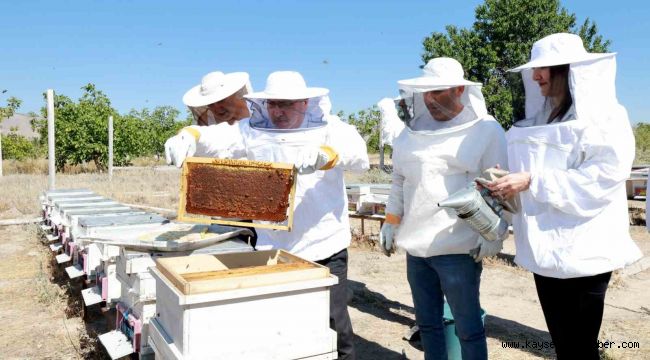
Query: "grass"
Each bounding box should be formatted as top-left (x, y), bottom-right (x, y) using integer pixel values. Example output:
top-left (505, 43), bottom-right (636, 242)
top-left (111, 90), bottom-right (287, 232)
top-left (0, 155), bottom-right (393, 219)
top-left (1, 156), bottom-right (168, 175)
top-left (0, 167), bottom-right (181, 219)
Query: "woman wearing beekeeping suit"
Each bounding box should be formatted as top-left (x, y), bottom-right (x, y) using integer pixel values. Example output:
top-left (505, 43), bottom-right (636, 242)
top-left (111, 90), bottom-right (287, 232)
top-left (486, 33), bottom-right (642, 359)
top-left (240, 72), bottom-right (368, 359)
top-left (380, 57), bottom-right (507, 360)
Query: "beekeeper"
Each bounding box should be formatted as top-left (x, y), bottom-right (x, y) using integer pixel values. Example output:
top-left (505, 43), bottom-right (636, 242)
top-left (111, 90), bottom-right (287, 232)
top-left (379, 57), bottom-right (507, 360)
top-left (377, 97), bottom-right (405, 147)
top-left (166, 71), bottom-right (252, 165)
top-left (165, 71), bottom-right (369, 359)
top-left (486, 33), bottom-right (642, 359)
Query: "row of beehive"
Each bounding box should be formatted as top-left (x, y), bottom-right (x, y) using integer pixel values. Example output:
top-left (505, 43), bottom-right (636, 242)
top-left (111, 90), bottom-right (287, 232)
top-left (38, 188), bottom-right (339, 360)
top-left (39, 188), bottom-right (255, 359)
top-left (346, 184), bottom-right (390, 215)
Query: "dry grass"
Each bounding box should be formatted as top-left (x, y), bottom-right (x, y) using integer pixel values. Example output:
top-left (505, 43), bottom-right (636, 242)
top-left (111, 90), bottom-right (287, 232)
top-left (344, 168), bottom-right (391, 184)
top-left (0, 156), bottom-right (392, 219)
top-left (1, 156), bottom-right (167, 175)
top-left (0, 166), bottom-right (181, 219)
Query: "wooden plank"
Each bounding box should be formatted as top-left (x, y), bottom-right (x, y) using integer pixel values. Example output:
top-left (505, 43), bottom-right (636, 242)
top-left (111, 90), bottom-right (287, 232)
top-left (156, 254), bottom-right (228, 274)
top-left (175, 214), bottom-right (291, 231)
top-left (181, 262), bottom-right (316, 281)
top-left (155, 254), bottom-right (228, 294)
top-left (184, 156), bottom-right (293, 170)
top-left (185, 266), bottom-right (329, 294)
top-left (286, 171), bottom-right (297, 231)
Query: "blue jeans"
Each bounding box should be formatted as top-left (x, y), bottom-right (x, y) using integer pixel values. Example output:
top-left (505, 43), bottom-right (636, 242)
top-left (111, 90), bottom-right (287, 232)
top-left (407, 253), bottom-right (487, 360)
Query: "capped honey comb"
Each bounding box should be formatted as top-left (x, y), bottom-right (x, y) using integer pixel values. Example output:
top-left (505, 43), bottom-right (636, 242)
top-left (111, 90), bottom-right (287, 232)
top-left (180, 158), bottom-right (296, 224)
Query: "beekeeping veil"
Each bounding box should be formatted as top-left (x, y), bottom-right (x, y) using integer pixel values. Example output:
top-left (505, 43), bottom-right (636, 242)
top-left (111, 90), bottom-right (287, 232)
top-left (245, 71), bottom-right (331, 131)
top-left (396, 57), bottom-right (490, 130)
top-left (509, 32), bottom-right (620, 131)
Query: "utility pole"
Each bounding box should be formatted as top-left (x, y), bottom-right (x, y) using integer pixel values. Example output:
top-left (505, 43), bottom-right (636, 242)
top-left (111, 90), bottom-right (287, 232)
top-left (108, 115), bottom-right (113, 181)
top-left (47, 89), bottom-right (55, 190)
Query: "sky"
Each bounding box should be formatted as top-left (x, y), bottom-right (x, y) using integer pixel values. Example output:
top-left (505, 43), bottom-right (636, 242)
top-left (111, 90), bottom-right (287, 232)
top-left (1, 0), bottom-right (649, 123)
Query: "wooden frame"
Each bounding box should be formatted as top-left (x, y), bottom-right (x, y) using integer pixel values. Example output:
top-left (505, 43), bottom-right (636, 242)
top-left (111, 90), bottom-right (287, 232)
top-left (155, 249), bottom-right (330, 295)
top-left (177, 157), bottom-right (297, 231)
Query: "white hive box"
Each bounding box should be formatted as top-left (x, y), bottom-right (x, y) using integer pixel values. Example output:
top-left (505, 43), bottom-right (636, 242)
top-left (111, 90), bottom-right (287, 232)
top-left (76, 213), bottom-right (169, 279)
top-left (40, 189), bottom-right (95, 217)
top-left (51, 198), bottom-right (119, 232)
top-left (103, 226), bottom-right (254, 359)
top-left (63, 210), bottom-right (145, 269)
top-left (149, 250), bottom-right (338, 360)
top-left (45, 194), bottom-right (102, 228)
top-left (63, 207), bottom-right (140, 239)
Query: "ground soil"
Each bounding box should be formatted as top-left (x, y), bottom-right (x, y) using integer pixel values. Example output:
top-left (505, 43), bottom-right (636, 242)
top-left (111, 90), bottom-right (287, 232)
top-left (1, 221), bottom-right (648, 359)
top-left (0, 164), bottom-right (648, 359)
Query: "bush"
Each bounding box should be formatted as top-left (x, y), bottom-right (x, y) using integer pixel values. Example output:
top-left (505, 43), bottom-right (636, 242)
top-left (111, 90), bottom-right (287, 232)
top-left (634, 123), bottom-right (650, 164)
top-left (1, 133), bottom-right (44, 160)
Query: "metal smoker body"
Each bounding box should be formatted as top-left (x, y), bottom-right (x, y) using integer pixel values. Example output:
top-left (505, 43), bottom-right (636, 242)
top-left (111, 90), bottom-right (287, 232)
top-left (438, 182), bottom-right (508, 242)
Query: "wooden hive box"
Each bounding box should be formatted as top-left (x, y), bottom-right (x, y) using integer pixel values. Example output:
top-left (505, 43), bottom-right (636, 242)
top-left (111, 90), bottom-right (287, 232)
top-left (149, 250), bottom-right (338, 359)
top-left (155, 249), bottom-right (329, 295)
top-left (177, 157), bottom-right (297, 231)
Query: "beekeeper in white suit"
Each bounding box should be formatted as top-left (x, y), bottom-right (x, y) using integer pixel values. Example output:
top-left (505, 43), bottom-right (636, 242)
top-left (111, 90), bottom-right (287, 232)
top-left (379, 57), bottom-right (507, 360)
top-left (165, 71), bottom-right (369, 359)
top-left (486, 33), bottom-right (642, 359)
top-left (166, 70), bottom-right (253, 165)
top-left (377, 97), bottom-right (406, 147)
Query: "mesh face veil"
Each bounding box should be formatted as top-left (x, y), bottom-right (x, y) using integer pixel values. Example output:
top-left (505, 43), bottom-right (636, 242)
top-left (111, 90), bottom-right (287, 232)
top-left (247, 96), bottom-right (330, 132)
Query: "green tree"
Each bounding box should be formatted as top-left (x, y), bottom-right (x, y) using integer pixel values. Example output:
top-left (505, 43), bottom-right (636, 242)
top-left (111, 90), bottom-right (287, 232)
top-left (1, 96), bottom-right (23, 175)
top-left (127, 106), bottom-right (189, 156)
top-left (33, 84), bottom-right (191, 171)
top-left (35, 84), bottom-right (118, 170)
top-left (0, 97), bottom-right (22, 120)
top-left (421, 0), bottom-right (610, 128)
top-left (1, 132), bottom-right (43, 160)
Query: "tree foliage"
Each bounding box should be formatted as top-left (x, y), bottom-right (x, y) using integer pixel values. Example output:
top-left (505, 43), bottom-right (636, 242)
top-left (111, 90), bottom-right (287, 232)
top-left (0, 97), bottom-right (22, 120)
top-left (125, 106), bottom-right (189, 156)
top-left (33, 84), bottom-right (190, 171)
top-left (421, 0), bottom-right (610, 128)
top-left (1, 133), bottom-right (43, 160)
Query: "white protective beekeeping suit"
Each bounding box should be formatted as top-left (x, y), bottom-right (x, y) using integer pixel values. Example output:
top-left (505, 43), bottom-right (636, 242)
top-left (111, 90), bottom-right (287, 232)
top-left (189, 72), bottom-right (369, 261)
top-left (377, 97), bottom-right (405, 147)
top-left (507, 33), bottom-right (642, 278)
top-left (386, 58), bottom-right (507, 257)
top-left (240, 94), bottom-right (368, 260)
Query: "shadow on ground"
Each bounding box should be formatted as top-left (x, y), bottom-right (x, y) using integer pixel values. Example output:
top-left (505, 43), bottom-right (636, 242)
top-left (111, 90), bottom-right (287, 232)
top-left (348, 279), bottom-right (415, 327)
top-left (485, 314), bottom-right (555, 359)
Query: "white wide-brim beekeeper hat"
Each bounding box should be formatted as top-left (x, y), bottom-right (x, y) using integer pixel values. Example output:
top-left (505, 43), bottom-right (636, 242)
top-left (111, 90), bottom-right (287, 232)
top-left (509, 32), bottom-right (618, 121)
top-left (397, 57), bottom-right (489, 125)
top-left (183, 71), bottom-right (251, 107)
top-left (245, 71), bottom-right (329, 100)
top-left (398, 57), bottom-right (482, 91)
top-left (509, 32), bottom-right (615, 72)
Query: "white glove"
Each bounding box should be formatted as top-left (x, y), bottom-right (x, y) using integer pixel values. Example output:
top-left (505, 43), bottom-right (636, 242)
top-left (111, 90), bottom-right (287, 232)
top-left (295, 146), bottom-right (338, 175)
top-left (470, 236), bottom-right (504, 263)
top-left (164, 128), bottom-right (199, 168)
top-left (379, 223), bottom-right (395, 257)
